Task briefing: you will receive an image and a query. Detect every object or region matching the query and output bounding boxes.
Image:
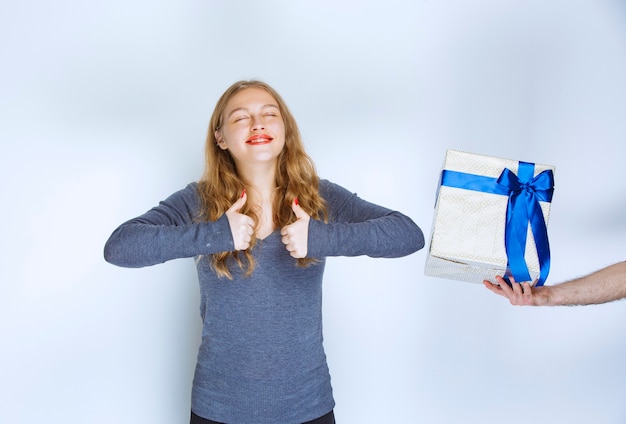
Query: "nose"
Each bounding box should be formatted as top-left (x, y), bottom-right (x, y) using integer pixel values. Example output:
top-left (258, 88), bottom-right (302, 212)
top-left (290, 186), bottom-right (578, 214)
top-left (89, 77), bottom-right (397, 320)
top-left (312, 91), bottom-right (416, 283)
top-left (251, 115), bottom-right (265, 131)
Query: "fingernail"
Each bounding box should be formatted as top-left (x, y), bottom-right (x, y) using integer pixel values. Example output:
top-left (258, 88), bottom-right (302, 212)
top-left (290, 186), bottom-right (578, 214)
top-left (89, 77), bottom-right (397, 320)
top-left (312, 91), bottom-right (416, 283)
top-left (241, 189), bottom-right (246, 198)
top-left (294, 197), bottom-right (299, 206)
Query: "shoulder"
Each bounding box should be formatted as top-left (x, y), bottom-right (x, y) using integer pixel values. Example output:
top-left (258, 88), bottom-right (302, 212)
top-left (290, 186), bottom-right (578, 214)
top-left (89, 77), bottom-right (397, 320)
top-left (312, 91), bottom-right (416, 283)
top-left (319, 179), bottom-right (353, 200)
top-left (160, 182), bottom-right (202, 212)
top-left (169, 182), bottom-right (200, 200)
top-left (184, 181), bottom-right (200, 195)
top-left (318, 179), bottom-right (361, 218)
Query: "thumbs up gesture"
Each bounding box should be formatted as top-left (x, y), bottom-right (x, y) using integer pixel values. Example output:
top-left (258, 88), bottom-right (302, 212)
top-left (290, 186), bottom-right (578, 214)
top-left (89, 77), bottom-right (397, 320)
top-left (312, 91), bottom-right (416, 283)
top-left (281, 197), bottom-right (311, 258)
top-left (225, 190), bottom-right (255, 251)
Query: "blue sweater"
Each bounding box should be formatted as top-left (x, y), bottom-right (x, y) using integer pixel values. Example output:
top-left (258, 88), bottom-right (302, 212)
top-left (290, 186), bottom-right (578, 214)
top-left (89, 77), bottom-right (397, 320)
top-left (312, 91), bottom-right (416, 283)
top-left (104, 179), bottom-right (424, 424)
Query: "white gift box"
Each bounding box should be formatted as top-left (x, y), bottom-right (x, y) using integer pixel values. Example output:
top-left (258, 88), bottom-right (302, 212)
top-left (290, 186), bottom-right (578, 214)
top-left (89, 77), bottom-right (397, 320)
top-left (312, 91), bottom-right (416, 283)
top-left (424, 150), bottom-right (555, 286)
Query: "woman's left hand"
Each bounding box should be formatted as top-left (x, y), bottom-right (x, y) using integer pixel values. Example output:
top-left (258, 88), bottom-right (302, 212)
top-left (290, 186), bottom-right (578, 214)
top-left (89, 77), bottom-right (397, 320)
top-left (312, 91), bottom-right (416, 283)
top-left (280, 198), bottom-right (310, 258)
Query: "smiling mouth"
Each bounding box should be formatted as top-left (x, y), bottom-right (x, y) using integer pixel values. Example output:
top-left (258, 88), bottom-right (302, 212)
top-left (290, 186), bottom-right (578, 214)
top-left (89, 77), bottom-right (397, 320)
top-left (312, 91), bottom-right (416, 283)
top-left (246, 135), bottom-right (273, 145)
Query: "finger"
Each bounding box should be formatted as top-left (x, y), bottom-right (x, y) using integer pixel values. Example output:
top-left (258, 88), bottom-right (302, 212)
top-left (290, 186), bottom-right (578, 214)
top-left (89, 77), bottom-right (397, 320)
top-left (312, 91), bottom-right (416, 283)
top-left (236, 217), bottom-right (254, 235)
top-left (288, 245), bottom-right (302, 258)
top-left (483, 280), bottom-right (504, 294)
top-left (510, 280), bottom-right (524, 295)
top-left (227, 189), bottom-right (247, 213)
top-left (245, 217), bottom-right (255, 233)
top-left (291, 197), bottom-right (309, 220)
top-left (494, 276), bottom-right (514, 293)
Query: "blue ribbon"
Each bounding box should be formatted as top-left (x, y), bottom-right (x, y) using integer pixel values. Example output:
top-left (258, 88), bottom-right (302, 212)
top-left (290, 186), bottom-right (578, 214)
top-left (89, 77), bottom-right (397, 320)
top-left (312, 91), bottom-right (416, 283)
top-left (440, 161), bottom-right (554, 286)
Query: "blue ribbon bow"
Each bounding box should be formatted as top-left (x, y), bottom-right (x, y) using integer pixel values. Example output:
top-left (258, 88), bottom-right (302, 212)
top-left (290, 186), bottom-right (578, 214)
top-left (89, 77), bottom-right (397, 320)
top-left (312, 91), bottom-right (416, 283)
top-left (440, 161), bottom-right (554, 286)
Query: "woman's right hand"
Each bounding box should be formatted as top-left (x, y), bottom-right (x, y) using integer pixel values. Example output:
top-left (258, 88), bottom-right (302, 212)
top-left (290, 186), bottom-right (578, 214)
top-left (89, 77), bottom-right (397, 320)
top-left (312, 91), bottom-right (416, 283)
top-left (225, 190), bottom-right (255, 251)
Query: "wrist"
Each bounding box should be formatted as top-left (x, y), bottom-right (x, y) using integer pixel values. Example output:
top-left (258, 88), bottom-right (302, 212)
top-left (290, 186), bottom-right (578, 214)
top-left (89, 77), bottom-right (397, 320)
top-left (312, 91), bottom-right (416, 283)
top-left (533, 286), bottom-right (554, 306)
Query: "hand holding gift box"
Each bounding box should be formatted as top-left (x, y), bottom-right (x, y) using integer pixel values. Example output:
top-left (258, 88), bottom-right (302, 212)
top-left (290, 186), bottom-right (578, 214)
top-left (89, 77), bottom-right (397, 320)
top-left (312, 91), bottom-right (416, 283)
top-left (424, 150), bottom-right (555, 286)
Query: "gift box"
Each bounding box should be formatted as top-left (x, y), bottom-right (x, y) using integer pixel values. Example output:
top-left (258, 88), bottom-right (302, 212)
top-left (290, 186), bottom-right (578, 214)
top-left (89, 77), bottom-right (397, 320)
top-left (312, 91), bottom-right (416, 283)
top-left (424, 149), bottom-right (555, 286)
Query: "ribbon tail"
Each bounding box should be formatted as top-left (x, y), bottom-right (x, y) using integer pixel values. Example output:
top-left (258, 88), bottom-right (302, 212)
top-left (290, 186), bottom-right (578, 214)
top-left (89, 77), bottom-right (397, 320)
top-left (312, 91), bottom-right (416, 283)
top-left (529, 199), bottom-right (551, 287)
top-left (504, 193), bottom-right (532, 283)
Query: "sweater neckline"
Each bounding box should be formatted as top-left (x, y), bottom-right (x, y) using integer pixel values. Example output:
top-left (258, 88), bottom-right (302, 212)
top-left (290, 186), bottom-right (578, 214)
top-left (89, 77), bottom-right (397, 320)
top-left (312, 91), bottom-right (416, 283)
top-left (257, 229), bottom-right (279, 243)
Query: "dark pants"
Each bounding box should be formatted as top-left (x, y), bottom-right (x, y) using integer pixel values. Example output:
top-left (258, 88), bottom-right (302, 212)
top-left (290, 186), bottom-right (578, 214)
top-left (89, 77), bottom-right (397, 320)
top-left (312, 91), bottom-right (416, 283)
top-left (190, 409), bottom-right (335, 424)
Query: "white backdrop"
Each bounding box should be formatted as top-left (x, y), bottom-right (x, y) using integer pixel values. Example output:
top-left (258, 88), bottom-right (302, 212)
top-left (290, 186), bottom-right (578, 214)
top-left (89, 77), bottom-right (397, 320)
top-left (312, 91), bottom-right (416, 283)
top-left (2, 1), bottom-right (626, 423)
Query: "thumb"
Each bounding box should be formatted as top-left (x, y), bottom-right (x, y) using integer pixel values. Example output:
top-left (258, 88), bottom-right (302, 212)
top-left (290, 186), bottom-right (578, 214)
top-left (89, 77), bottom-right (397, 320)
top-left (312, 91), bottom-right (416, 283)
top-left (291, 197), bottom-right (308, 220)
top-left (227, 189), bottom-right (247, 213)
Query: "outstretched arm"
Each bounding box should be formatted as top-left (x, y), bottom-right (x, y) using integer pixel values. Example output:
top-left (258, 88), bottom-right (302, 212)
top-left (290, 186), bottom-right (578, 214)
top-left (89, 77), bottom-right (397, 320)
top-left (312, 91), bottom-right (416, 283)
top-left (307, 180), bottom-right (425, 259)
top-left (483, 261), bottom-right (626, 306)
top-left (103, 183), bottom-right (235, 268)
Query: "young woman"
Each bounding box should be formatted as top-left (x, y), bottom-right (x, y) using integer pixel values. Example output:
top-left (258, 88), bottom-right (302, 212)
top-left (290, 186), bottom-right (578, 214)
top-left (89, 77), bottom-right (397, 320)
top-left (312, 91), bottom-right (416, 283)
top-left (104, 80), bottom-right (425, 424)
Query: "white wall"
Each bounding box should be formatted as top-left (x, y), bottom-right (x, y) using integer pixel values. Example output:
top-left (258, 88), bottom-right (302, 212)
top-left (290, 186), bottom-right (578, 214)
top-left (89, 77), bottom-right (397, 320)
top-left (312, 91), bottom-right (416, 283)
top-left (2, 1), bottom-right (626, 423)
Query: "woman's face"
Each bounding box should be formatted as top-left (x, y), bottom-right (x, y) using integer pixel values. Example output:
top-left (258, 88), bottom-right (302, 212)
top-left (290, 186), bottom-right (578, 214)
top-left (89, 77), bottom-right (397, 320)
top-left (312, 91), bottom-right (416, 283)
top-left (216, 87), bottom-right (286, 168)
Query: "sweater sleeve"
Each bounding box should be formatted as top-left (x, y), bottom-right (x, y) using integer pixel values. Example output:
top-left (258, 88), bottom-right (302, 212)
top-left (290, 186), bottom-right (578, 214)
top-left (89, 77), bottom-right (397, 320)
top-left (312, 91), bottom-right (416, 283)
top-left (307, 180), bottom-right (425, 258)
top-left (103, 183), bottom-right (234, 268)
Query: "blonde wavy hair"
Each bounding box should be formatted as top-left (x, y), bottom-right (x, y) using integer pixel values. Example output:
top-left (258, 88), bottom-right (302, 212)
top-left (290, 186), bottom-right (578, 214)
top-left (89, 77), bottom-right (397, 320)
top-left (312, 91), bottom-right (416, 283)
top-left (197, 80), bottom-right (328, 278)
